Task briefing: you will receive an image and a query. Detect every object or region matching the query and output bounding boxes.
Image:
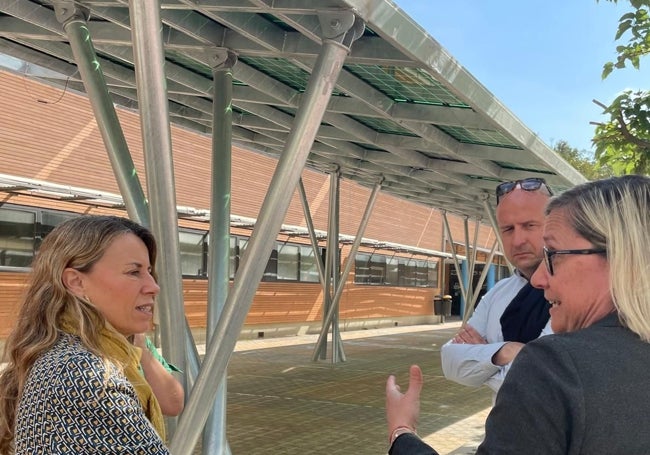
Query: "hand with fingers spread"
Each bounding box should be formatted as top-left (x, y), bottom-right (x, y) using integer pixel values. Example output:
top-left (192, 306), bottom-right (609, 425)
top-left (386, 365), bottom-right (423, 444)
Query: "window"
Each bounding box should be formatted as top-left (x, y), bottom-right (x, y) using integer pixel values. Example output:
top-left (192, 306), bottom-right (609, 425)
top-left (427, 260), bottom-right (439, 287)
top-left (263, 248), bottom-right (278, 281)
top-left (415, 260), bottom-right (429, 287)
top-left (355, 253), bottom-right (371, 283)
top-left (496, 264), bottom-right (511, 281)
top-left (0, 208), bottom-right (35, 267)
top-left (299, 245), bottom-right (319, 282)
top-left (228, 237), bottom-right (321, 283)
top-left (179, 230), bottom-right (206, 276)
top-left (0, 205), bottom-right (326, 285)
top-left (230, 236), bottom-right (248, 279)
top-left (354, 252), bottom-right (440, 287)
top-left (368, 254), bottom-right (386, 284)
top-left (238, 238), bottom-right (248, 266)
top-left (231, 237), bottom-right (277, 282)
top-left (400, 259), bottom-right (416, 287)
top-left (40, 211), bottom-right (75, 244)
top-left (385, 257), bottom-right (399, 285)
top-left (277, 243), bottom-right (299, 281)
top-left (229, 235), bottom-right (237, 279)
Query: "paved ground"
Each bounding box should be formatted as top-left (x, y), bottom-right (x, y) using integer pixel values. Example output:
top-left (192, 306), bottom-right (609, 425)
top-left (184, 320), bottom-right (492, 454)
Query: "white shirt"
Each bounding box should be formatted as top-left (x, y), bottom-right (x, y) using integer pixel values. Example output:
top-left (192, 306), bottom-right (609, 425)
top-left (440, 273), bottom-right (552, 396)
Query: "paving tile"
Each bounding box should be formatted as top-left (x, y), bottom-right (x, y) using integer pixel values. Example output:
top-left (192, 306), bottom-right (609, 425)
top-left (185, 321), bottom-right (492, 454)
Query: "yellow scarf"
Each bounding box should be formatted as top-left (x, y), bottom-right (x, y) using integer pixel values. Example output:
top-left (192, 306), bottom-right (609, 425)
top-left (60, 315), bottom-right (166, 441)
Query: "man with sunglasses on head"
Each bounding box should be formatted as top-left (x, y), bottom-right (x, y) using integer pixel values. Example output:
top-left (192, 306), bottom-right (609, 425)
top-left (440, 178), bottom-right (553, 399)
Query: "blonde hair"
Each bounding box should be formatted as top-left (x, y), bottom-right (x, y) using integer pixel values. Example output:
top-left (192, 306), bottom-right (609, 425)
top-left (0, 215), bottom-right (157, 453)
top-left (546, 175), bottom-right (650, 341)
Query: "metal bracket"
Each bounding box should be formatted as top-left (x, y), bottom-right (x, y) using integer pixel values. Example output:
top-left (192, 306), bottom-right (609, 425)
top-left (52, 0), bottom-right (89, 25)
top-left (318, 11), bottom-right (365, 47)
top-left (207, 49), bottom-right (238, 71)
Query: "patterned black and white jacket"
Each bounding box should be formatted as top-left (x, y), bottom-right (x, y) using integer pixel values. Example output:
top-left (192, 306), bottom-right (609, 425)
top-left (15, 332), bottom-right (170, 454)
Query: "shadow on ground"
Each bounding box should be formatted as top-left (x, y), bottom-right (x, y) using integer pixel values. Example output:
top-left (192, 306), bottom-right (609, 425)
top-left (193, 327), bottom-right (494, 455)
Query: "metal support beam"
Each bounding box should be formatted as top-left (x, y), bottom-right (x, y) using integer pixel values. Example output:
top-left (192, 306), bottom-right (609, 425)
top-left (461, 260), bottom-right (469, 317)
top-left (53, 1), bottom-right (149, 226)
top-left (441, 211), bottom-right (467, 304)
top-left (463, 239), bottom-right (498, 323)
top-left (54, 6), bottom-right (201, 423)
top-left (438, 221), bottom-right (447, 302)
top-left (331, 174), bottom-right (346, 363)
top-left (462, 217), bottom-right (474, 314)
top-left (327, 170), bottom-right (344, 362)
top-left (481, 194), bottom-right (514, 274)
top-left (170, 13), bottom-right (364, 453)
top-left (128, 0), bottom-right (187, 432)
top-left (470, 218), bottom-right (480, 282)
top-left (312, 179), bottom-right (382, 361)
top-left (317, 172), bottom-right (336, 361)
top-left (203, 49), bottom-right (237, 455)
top-left (184, 318), bottom-right (201, 390)
top-left (315, 170), bottom-right (343, 360)
top-left (298, 178), bottom-right (326, 285)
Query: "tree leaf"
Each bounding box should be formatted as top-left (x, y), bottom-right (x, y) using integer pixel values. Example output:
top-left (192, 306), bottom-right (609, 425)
top-left (594, 0), bottom-right (650, 175)
top-left (615, 19), bottom-right (633, 39)
top-left (602, 62), bottom-right (615, 79)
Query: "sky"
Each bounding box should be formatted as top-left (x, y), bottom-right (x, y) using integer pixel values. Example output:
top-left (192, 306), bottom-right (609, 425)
top-left (396, 0), bottom-right (647, 154)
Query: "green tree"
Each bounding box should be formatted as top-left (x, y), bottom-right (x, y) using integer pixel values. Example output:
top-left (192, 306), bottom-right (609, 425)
top-left (593, 0), bottom-right (650, 174)
top-left (553, 140), bottom-right (614, 180)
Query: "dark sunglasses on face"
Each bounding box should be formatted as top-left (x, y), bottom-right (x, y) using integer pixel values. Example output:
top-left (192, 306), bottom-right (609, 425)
top-left (496, 178), bottom-right (552, 204)
top-left (543, 246), bottom-right (607, 276)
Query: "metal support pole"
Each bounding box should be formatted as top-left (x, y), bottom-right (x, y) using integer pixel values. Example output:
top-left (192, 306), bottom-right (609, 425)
top-left (170, 14), bottom-right (364, 453)
top-left (128, 0), bottom-right (187, 420)
top-left (442, 212), bottom-right (467, 304)
top-left (312, 179), bottom-right (382, 361)
top-left (328, 170), bottom-right (342, 363)
top-left (55, 4), bottom-right (201, 414)
top-left (468, 217), bottom-right (480, 315)
top-left (470, 218), bottom-right (480, 282)
top-left (202, 49), bottom-right (237, 455)
top-left (298, 179), bottom-right (326, 284)
top-left (318, 173), bottom-right (336, 360)
top-left (463, 240), bottom-right (498, 323)
top-left (481, 195), bottom-right (514, 274)
top-left (461, 260), bottom-right (469, 317)
top-left (462, 217), bottom-right (474, 313)
top-left (53, 2), bottom-right (149, 226)
top-left (464, 217), bottom-right (473, 275)
top-left (184, 318), bottom-right (201, 390)
top-left (439, 214), bottom-right (447, 298)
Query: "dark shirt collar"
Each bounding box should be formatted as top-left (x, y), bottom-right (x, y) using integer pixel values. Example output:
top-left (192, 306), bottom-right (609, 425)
top-left (592, 311), bottom-right (621, 328)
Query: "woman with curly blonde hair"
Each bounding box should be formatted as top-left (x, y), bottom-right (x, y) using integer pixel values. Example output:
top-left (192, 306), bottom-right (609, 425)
top-left (0, 215), bottom-right (172, 454)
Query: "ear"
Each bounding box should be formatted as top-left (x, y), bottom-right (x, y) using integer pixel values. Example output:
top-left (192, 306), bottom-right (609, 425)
top-left (62, 268), bottom-right (86, 296)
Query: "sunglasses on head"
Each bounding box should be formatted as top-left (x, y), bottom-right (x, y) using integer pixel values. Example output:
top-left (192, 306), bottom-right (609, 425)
top-left (496, 178), bottom-right (552, 204)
